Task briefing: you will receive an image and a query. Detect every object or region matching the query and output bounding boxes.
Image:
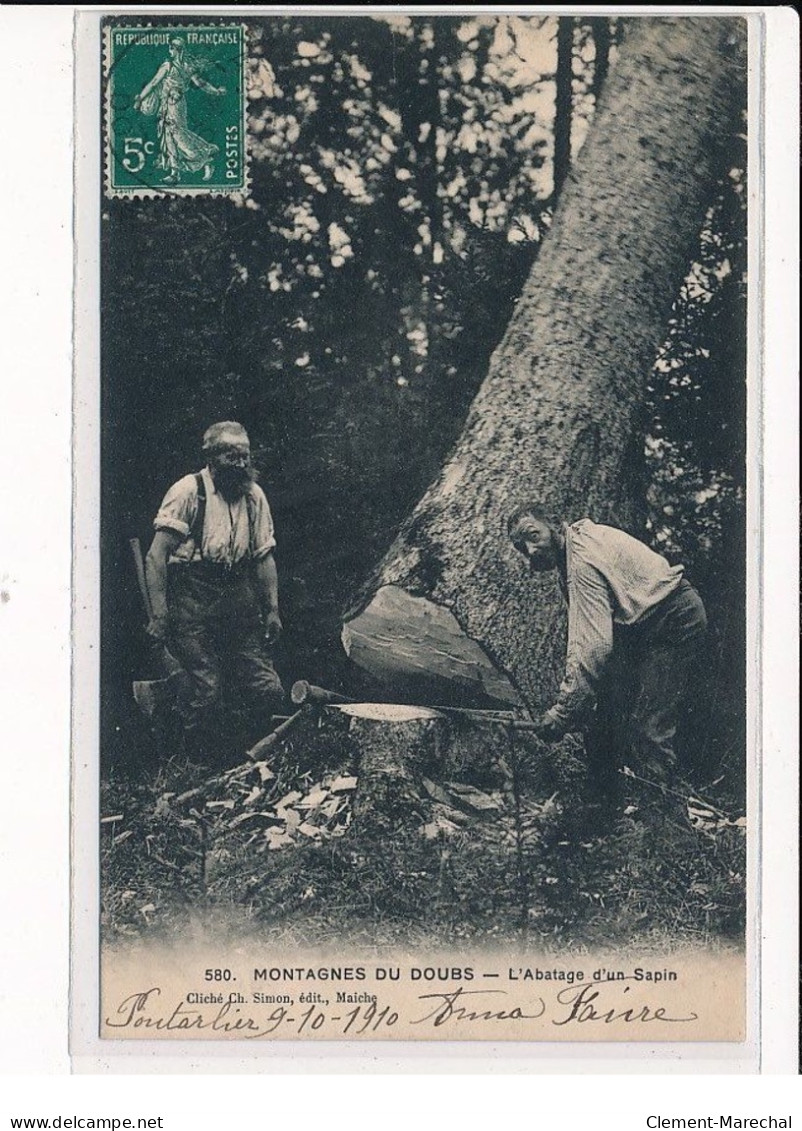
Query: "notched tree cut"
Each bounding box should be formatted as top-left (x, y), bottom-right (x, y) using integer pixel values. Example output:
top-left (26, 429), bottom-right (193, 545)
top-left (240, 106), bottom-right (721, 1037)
top-left (341, 585), bottom-right (523, 706)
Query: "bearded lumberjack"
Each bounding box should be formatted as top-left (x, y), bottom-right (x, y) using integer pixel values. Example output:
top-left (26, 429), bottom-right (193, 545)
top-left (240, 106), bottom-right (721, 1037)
top-left (507, 506), bottom-right (707, 806)
top-left (145, 422), bottom-right (285, 758)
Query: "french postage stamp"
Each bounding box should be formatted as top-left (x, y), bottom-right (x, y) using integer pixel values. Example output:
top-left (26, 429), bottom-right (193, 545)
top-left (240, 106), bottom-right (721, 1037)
top-left (103, 23), bottom-right (247, 197)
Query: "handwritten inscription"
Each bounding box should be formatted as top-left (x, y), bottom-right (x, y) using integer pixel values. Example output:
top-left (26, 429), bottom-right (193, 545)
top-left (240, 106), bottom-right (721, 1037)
top-left (106, 989), bottom-right (276, 1038)
top-left (411, 987), bottom-right (545, 1027)
top-left (104, 979), bottom-right (697, 1039)
top-left (552, 981), bottom-right (698, 1026)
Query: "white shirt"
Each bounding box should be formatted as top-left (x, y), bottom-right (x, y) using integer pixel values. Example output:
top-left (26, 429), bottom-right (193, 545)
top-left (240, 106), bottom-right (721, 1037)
top-left (153, 466), bottom-right (276, 566)
top-left (545, 520), bottom-right (685, 729)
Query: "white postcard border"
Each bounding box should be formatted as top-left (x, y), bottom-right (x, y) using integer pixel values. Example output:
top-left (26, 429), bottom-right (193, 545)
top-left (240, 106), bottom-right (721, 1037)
top-left (66, 4), bottom-right (791, 1073)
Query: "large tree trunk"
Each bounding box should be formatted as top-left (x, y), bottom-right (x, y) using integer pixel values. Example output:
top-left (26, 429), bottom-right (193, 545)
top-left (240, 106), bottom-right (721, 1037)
top-left (342, 17), bottom-right (746, 712)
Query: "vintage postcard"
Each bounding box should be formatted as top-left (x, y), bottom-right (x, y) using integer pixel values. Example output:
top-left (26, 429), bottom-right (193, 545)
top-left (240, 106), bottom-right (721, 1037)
top-left (73, 9), bottom-right (759, 1060)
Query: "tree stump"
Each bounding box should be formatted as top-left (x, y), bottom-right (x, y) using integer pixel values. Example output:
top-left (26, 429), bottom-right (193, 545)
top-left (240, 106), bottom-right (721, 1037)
top-left (323, 703), bottom-right (446, 821)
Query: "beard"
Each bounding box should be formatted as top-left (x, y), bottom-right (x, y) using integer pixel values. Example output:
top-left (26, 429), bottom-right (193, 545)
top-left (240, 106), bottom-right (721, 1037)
top-left (527, 535), bottom-right (558, 573)
top-left (214, 464), bottom-right (256, 500)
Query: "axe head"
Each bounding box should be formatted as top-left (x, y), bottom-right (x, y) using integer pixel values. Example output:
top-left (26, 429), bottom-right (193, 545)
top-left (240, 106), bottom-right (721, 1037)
top-left (132, 672), bottom-right (186, 718)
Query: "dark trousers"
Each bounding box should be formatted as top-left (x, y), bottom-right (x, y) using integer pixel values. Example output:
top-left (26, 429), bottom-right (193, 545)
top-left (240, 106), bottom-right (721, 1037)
top-left (167, 565), bottom-right (284, 738)
top-left (584, 580), bottom-right (707, 798)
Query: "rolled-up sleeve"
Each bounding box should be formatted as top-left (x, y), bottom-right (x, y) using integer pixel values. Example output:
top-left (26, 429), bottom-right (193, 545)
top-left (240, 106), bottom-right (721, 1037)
top-left (545, 560), bottom-right (614, 732)
top-left (250, 487), bottom-right (277, 559)
top-left (153, 475), bottom-right (196, 538)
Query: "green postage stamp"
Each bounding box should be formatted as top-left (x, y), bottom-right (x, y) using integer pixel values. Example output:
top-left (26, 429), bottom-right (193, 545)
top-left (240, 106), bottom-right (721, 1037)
top-left (104, 23), bottom-right (247, 196)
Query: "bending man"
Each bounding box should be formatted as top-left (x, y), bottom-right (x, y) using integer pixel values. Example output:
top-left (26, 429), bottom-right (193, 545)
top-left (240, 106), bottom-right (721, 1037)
top-left (145, 421), bottom-right (285, 760)
top-left (508, 506), bottom-right (707, 803)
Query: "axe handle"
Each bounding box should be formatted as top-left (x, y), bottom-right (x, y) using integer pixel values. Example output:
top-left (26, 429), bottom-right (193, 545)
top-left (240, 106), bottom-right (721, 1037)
top-left (129, 537), bottom-right (153, 621)
top-left (430, 705), bottom-right (517, 722)
top-left (246, 707), bottom-right (308, 761)
top-left (129, 537), bottom-right (185, 680)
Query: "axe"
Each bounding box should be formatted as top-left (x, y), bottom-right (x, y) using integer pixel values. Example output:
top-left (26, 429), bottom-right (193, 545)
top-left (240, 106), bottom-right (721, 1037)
top-left (129, 537), bottom-right (187, 717)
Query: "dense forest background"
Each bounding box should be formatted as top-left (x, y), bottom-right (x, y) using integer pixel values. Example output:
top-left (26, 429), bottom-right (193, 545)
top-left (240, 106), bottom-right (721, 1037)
top-left (101, 15), bottom-right (746, 799)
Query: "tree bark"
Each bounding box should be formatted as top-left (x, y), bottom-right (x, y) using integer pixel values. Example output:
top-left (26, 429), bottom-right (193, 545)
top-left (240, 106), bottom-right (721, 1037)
top-left (324, 703), bottom-right (446, 818)
top-left (342, 17), bottom-right (746, 712)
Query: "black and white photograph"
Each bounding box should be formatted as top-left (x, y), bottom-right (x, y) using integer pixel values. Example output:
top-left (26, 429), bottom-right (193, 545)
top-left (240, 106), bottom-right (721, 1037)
top-left (82, 10), bottom-right (755, 1044)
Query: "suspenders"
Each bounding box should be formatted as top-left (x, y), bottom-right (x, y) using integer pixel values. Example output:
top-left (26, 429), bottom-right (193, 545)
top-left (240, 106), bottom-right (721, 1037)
top-left (186, 472), bottom-right (255, 562)
top-left (188, 473), bottom-right (207, 559)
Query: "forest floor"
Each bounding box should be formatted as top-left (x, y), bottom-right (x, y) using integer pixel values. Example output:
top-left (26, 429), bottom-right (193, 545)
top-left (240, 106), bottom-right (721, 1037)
top-left (100, 710), bottom-right (746, 955)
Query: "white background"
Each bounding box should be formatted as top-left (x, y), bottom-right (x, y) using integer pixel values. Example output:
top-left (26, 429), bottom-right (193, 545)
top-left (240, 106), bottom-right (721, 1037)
top-left (0, 3), bottom-right (798, 1122)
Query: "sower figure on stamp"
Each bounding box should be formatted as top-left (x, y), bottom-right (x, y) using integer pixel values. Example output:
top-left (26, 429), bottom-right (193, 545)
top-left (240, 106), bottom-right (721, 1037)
top-left (145, 421), bottom-right (285, 762)
top-left (507, 506), bottom-right (707, 817)
top-left (134, 37), bottom-right (225, 185)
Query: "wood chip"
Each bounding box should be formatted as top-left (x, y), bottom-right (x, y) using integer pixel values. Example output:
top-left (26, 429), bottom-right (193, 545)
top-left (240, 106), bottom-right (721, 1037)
top-left (421, 778), bottom-right (452, 806)
top-left (298, 786), bottom-right (328, 809)
top-left (228, 811), bottom-right (258, 828)
top-left (276, 790), bottom-right (303, 808)
top-left (445, 782), bottom-right (502, 812)
top-left (329, 775), bottom-right (358, 793)
top-left (278, 808), bottom-right (301, 831)
top-left (265, 829), bottom-right (293, 850)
